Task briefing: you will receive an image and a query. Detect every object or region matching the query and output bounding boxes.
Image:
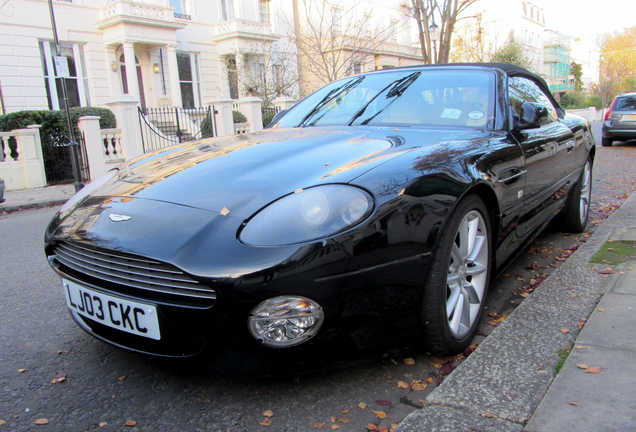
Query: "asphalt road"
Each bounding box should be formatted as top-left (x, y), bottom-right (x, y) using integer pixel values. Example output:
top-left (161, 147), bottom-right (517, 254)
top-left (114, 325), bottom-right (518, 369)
top-left (1, 122), bottom-right (635, 432)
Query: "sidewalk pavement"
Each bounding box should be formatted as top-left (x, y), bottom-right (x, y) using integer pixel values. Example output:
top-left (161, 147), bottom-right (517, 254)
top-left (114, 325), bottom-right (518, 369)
top-left (398, 193), bottom-right (636, 431)
top-left (2, 184), bottom-right (635, 431)
top-left (0, 183), bottom-right (75, 213)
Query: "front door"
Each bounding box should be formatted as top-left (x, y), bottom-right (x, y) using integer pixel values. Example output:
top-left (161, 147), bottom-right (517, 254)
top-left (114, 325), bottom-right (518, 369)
top-left (137, 66), bottom-right (146, 110)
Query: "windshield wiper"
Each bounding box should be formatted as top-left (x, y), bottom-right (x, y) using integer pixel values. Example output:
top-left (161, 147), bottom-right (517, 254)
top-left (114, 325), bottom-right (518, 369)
top-left (298, 76), bottom-right (365, 127)
top-left (348, 71), bottom-right (421, 126)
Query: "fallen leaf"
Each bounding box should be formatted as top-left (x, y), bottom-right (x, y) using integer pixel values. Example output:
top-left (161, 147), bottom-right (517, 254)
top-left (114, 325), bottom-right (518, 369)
top-left (585, 367), bottom-right (602, 374)
top-left (599, 269), bottom-right (615, 275)
top-left (313, 423), bottom-right (326, 429)
top-left (536, 366), bottom-right (545, 370)
top-left (367, 424), bottom-right (379, 431)
top-left (263, 410), bottom-right (274, 417)
top-left (482, 412), bottom-right (498, 419)
top-left (379, 427), bottom-right (389, 432)
top-left (598, 308), bottom-right (606, 312)
top-left (201, 398), bottom-right (210, 403)
top-left (397, 381), bottom-right (409, 389)
top-left (340, 419), bottom-right (350, 423)
top-left (575, 345), bottom-right (585, 349)
top-left (372, 410), bottom-right (387, 419)
top-left (118, 376), bottom-right (127, 381)
top-left (419, 399), bottom-right (426, 404)
top-left (57, 350), bottom-right (69, 355)
top-left (358, 403), bottom-right (367, 410)
top-left (390, 424), bottom-right (399, 432)
top-left (0, 420), bottom-right (6, 426)
top-left (426, 377), bottom-right (433, 383)
top-left (220, 207), bottom-right (230, 216)
top-left (411, 381), bottom-right (427, 391)
top-left (18, 369), bottom-right (26, 373)
top-left (568, 402), bottom-right (579, 406)
top-left (35, 419), bottom-right (49, 426)
top-left (50, 370), bottom-right (68, 384)
top-left (331, 425), bottom-right (340, 430)
top-left (330, 417), bottom-right (336, 423)
top-left (260, 418), bottom-right (272, 426)
top-left (570, 293), bottom-right (578, 298)
top-left (577, 321), bottom-right (585, 329)
top-left (560, 328), bottom-right (571, 334)
top-left (99, 422), bottom-right (107, 427)
top-left (390, 359), bottom-right (398, 365)
top-left (577, 364), bottom-right (589, 369)
top-left (375, 400), bottom-right (391, 406)
top-left (628, 267), bottom-right (634, 271)
top-left (125, 420), bottom-right (137, 427)
top-left (341, 409), bottom-right (349, 414)
top-left (404, 358), bottom-right (415, 365)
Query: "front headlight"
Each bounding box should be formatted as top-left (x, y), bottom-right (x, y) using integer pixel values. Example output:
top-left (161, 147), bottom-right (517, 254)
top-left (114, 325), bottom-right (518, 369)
top-left (239, 184), bottom-right (374, 246)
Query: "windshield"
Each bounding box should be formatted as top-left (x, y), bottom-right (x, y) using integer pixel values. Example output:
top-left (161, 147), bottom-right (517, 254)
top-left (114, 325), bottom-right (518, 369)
top-left (274, 69), bottom-right (496, 129)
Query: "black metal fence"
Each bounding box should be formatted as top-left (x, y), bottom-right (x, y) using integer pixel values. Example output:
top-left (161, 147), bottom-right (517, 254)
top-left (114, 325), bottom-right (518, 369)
top-left (138, 106), bottom-right (216, 153)
top-left (43, 135), bottom-right (90, 185)
top-left (262, 105), bottom-right (281, 128)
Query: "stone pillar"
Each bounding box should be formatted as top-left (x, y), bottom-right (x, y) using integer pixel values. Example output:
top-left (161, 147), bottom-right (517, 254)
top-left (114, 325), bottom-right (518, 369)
top-left (77, 116), bottom-right (106, 181)
top-left (166, 45), bottom-right (182, 107)
top-left (273, 96), bottom-right (297, 111)
top-left (237, 97), bottom-right (263, 133)
top-left (0, 126), bottom-right (47, 190)
top-left (105, 98), bottom-right (143, 159)
top-left (122, 42), bottom-right (140, 102)
top-left (206, 98), bottom-right (235, 137)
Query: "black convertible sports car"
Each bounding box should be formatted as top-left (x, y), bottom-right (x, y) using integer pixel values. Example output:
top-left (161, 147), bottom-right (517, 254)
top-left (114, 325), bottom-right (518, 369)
top-left (45, 63), bottom-right (595, 374)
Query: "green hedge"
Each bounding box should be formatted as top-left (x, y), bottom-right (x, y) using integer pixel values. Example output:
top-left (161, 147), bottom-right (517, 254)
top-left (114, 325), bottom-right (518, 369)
top-left (0, 107), bottom-right (117, 175)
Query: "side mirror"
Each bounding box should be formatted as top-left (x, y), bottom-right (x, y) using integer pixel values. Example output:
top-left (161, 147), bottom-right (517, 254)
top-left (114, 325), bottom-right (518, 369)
top-left (512, 102), bottom-right (550, 130)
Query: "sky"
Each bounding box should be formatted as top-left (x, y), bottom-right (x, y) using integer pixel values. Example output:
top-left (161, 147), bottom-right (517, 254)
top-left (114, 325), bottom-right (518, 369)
top-left (530, 0), bottom-right (636, 41)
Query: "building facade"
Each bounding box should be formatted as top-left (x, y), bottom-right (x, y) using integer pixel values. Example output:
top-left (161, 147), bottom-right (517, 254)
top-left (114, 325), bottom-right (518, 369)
top-left (0, 0), bottom-right (423, 118)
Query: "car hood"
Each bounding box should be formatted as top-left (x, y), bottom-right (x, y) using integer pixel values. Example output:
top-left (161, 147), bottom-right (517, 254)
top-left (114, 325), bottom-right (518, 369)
top-left (93, 126), bottom-right (476, 217)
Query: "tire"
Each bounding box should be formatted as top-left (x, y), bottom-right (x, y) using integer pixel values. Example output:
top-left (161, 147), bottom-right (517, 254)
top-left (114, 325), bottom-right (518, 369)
top-left (420, 195), bottom-right (491, 355)
top-left (559, 158), bottom-right (592, 233)
top-left (601, 137), bottom-right (613, 147)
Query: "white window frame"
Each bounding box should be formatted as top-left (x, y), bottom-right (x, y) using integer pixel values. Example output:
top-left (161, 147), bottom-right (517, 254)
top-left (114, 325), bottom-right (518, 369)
top-left (177, 52), bottom-right (202, 109)
top-left (258, 0), bottom-right (271, 23)
top-left (220, 0), bottom-right (235, 21)
top-left (41, 41), bottom-right (89, 110)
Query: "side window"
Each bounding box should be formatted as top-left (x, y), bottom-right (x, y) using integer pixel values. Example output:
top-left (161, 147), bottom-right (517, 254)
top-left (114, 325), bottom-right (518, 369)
top-left (508, 77), bottom-right (558, 122)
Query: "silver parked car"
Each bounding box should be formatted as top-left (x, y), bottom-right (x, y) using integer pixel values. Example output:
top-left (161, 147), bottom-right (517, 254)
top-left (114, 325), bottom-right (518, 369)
top-left (602, 92), bottom-right (636, 146)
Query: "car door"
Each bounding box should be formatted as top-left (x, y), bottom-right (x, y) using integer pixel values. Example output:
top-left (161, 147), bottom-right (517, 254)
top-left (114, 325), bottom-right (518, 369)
top-left (508, 76), bottom-right (576, 238)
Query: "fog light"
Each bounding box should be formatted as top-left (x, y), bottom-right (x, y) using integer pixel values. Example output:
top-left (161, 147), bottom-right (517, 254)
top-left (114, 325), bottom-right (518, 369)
top-left (248, 296), bottom-right (324, 348)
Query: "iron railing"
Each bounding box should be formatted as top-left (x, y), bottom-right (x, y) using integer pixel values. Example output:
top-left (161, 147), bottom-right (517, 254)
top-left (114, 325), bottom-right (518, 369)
top-left (261, 105), bottom-right (281, 127)
top-left (138, 106), bottom-right (216, 154)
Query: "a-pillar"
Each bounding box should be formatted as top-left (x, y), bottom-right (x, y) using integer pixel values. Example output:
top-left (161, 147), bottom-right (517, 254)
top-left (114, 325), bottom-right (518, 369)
top-left (166, 45), bottom-right (182, 107)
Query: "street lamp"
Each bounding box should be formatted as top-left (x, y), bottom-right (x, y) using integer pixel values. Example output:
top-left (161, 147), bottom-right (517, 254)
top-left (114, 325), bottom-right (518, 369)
top-left (429, 22), bottom-right (440, 64)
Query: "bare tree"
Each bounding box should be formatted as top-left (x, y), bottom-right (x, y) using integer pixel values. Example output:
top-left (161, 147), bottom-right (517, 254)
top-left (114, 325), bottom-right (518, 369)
top-left (402, 0), bottom-right (480, 64)
top-left (226, 40), bottom-right (300, 108)
top-left (450, 12), bottom-right (485, 62)
top-left (289, 0), bottom-right (399, 93)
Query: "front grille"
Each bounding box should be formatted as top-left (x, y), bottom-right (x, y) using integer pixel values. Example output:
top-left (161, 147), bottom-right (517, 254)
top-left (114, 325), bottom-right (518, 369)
top-left (51, 242), bottom-right (216, 305)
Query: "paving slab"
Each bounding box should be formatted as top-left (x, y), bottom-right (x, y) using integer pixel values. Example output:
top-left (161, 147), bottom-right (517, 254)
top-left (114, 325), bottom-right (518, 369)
top-left (397, 405), bottom-right (524, 432)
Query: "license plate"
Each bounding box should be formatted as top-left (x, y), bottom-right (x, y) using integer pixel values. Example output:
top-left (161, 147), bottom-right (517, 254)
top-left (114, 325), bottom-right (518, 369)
top-left (624, 114), bottom-right (636, 121)
top-left (63, 279), bottom-right (161, 340)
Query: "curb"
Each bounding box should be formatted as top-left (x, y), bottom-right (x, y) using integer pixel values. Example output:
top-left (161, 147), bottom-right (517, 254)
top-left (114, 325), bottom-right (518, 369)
top-left (0, 199), bottom-right (68, 214)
